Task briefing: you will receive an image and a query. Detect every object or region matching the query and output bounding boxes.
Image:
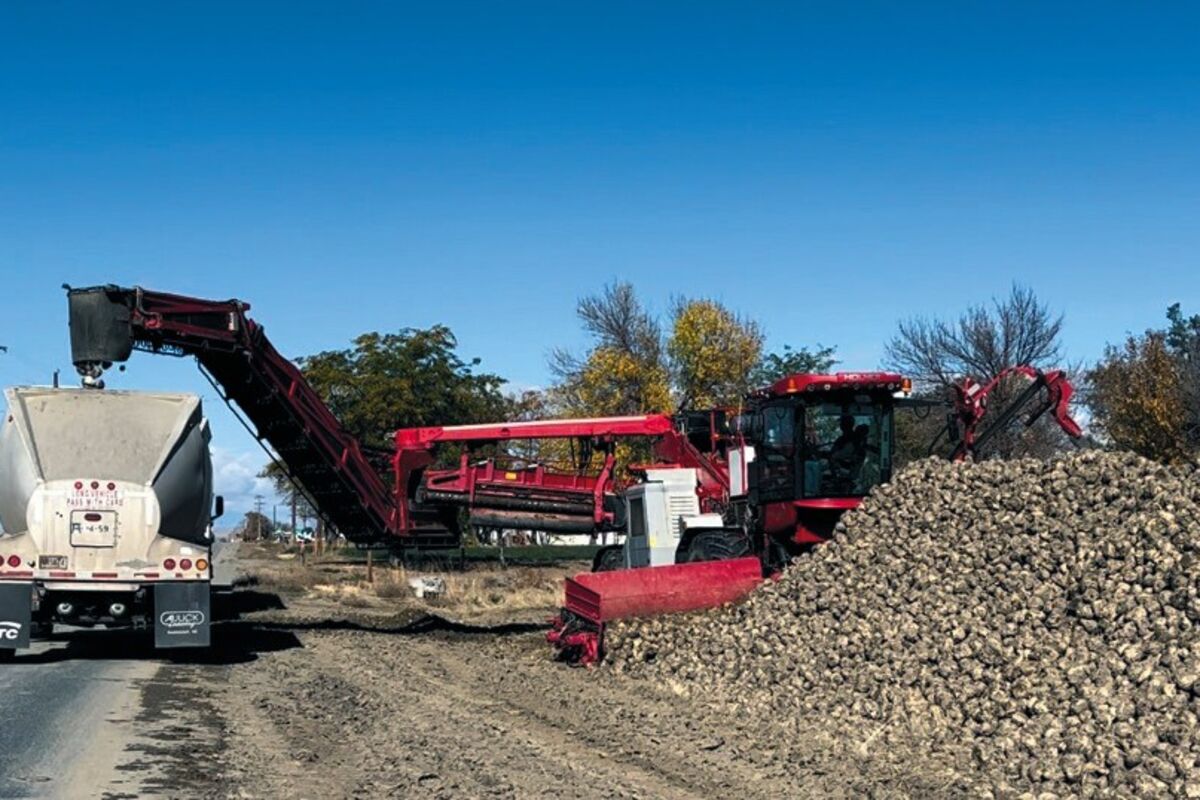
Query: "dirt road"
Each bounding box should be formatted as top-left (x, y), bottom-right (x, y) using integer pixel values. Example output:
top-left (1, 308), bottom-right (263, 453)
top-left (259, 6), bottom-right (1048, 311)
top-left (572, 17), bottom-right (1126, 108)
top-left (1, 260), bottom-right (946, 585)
top-left (2, 545), bottom-right (957, 798)
top-left (132, 545), bottom-right (957, 799)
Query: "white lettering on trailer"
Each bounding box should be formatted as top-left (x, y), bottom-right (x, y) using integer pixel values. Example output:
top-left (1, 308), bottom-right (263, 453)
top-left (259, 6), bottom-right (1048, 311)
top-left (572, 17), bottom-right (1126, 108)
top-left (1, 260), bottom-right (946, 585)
top-left (160, 610), bottom-right (205, 634)
top-left (0, 622), bottom-right (22, 641)
top-left (67, 489), bottom-right (124, 508)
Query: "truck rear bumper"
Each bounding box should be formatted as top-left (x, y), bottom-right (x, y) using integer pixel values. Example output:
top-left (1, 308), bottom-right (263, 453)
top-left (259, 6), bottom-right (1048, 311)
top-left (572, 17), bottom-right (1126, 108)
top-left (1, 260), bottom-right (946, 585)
top-left (0, 581), bottom-right (211, 651)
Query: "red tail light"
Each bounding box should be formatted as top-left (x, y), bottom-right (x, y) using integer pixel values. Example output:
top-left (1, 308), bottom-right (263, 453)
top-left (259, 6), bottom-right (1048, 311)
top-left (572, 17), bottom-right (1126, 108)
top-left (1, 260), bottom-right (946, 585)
top-left (7, 555), bottom-right (21, 568)
top-left (84, 513), bottom-right (102, 522)
top-left (179, 559), bottom-right (193, 571)
top-left (163, 558), bottom-right (177, 570)
top-left (90, 481), bottom-right (99, 489)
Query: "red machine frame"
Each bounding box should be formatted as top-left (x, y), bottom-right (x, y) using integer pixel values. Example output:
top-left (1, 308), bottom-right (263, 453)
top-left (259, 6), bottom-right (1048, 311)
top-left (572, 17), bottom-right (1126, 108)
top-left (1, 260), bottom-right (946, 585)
top-left (393, 414), bottom-right (729, 539)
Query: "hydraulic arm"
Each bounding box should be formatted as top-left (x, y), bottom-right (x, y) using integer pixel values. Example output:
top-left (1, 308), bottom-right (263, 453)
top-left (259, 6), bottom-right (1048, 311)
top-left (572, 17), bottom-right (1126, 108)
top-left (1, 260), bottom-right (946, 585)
top-left (949, 366), bottom-right (1083, 460)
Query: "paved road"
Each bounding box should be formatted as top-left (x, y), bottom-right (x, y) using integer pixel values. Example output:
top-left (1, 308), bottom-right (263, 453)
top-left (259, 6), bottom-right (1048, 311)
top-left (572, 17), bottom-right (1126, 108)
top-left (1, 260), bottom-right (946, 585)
top-left (0, 637), bottom-right (156, 798)
top-left (0, 542), bottom-right (240, 798)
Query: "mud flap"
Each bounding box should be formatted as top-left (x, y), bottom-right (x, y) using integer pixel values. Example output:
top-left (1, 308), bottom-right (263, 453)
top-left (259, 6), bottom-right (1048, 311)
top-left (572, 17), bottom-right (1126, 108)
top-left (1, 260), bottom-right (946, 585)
top-left (154, 583), bottom-right (211, 649)
top-left (0, 582), bottom-right (33, 651)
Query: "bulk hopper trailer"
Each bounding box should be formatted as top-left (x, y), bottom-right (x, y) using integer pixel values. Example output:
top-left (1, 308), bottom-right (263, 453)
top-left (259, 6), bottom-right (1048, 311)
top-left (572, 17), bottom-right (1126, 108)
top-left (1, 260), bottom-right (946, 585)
top-left (0, 387), bottom-right (222, 656)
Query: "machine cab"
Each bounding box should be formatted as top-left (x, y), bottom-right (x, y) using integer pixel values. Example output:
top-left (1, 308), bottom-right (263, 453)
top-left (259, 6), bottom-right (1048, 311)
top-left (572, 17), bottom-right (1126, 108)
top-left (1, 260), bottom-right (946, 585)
top-left (741, 372), bottom-right (901, 509)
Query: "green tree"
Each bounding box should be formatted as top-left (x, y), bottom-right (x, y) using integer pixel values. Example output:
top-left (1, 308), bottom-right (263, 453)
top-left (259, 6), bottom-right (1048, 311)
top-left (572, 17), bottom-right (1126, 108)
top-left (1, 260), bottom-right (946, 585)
top-left (263, 325), bottom-right (508, 504)
top-left (236, 511), bottom-right (275, 541)
top-left (1166, 303), bottom-right (1200, 445)
top-left (750, 344), bottom-right (838, 386)
top-left (259, 464), bottom-right (318, 535)
top-left (299, 326), bottom-right (508, 451)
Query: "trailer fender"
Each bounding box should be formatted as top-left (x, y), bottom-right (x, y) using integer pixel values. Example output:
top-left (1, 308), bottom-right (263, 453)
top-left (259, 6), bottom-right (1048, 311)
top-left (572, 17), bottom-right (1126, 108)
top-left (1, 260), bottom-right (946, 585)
top-left (154, 583), bottom-right (211, 649)
top-left (0, 582), bottom-right (34, 651)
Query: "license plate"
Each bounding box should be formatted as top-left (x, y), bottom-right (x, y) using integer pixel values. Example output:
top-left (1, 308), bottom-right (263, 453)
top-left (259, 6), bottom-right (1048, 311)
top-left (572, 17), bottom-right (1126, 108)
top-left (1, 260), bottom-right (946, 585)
top-left (38, 555), bottom-right (68, 569)
top-left (70, 510), bottom-right (118, 547)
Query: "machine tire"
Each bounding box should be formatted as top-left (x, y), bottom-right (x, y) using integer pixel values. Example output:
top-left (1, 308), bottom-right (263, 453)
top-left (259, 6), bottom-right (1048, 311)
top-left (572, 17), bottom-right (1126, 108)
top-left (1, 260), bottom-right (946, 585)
top-left (0, 649), bottom-right (14, 662)
top-left (677, 529), bottom-right (753, 564)
top-left (592, 544), bottom-right (624, 572)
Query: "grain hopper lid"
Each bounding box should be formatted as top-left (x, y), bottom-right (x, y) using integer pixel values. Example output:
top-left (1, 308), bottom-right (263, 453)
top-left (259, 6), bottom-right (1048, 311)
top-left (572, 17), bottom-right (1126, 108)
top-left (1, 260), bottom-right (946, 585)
top-left (4, 387), bottom-right (203, 485)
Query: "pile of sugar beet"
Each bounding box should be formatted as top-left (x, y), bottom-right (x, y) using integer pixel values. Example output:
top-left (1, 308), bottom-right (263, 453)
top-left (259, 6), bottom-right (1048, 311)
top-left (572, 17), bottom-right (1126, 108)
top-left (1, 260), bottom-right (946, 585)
top-left (607, 451), bottom-right (1200, 798)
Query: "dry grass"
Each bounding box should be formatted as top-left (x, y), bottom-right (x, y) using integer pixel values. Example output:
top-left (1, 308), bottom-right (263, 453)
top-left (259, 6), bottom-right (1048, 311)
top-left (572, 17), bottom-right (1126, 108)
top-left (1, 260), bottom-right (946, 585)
top-left (245, 543), bottom-right (571, 617)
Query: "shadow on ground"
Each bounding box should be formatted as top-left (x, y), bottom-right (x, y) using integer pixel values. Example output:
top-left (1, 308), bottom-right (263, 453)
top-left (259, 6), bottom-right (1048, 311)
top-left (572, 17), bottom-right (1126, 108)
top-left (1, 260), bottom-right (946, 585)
top-left (3, 587), bottom-right (543, 667)
top-left (259, 613), bottom-right (547, 637)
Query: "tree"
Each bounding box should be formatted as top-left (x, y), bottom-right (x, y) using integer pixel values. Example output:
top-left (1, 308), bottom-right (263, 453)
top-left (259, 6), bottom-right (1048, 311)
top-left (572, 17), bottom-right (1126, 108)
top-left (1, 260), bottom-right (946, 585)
top-left (236, 511), bottom-right (275, 541)
top-left (554, 282), bottom-right (812, 413)
top-left (885, 285), bottom-right (1070, 460)
top-left (885, 284), bottom-right (1063, 386)
top-left (259, 464), bottom-right (318, 535)
top-left (299, 326), bottom-right (508, 452)
top-left (1087, 304), bottom-right (1200, 464)
top-left (667, 299), bottom-right (764, 407)
top-left (550, 282), bottom-right (671, 416)
top-left (751, 344), bottom-right (838, 386)
top-left (262, 325), bottom-right (509, 528)
top-left (1166, 303), bottom-right (1200, 446)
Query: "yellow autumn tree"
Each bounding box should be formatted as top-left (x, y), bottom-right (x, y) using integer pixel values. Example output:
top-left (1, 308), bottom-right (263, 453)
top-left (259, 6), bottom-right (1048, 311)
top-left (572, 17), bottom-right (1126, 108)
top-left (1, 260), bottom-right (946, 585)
top-left (667, 299), bottom-right (764, 407)
top-left (575, 346), bottom-right (672, 416)
top-left (1087, 332), bottom-right (1190, 464)
top-left (550, 283), bottom-right (673, 418)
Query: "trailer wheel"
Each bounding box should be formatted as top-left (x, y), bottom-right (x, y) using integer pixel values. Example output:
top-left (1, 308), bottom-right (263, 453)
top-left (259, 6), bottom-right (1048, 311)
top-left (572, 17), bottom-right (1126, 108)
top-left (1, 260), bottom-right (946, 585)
top-left (592, 545), bottom-right (624, 572)
top-left (678, 530), bottom-right (752, 564)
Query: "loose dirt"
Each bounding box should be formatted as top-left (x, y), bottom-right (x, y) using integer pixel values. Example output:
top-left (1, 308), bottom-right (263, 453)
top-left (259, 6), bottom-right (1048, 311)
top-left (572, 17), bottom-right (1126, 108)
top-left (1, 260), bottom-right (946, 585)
top-left (118, 547), bottom-right (956, 799)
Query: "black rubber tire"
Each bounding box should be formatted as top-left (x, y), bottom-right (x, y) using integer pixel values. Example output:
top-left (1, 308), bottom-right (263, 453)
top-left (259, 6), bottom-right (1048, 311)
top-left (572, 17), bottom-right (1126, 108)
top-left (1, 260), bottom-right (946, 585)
top-left (591, 545), bottom-right (625, 572)
top-left (677, 529), bottom-right (753, 564)
top-left (0, 649), bottom-right (14, 662)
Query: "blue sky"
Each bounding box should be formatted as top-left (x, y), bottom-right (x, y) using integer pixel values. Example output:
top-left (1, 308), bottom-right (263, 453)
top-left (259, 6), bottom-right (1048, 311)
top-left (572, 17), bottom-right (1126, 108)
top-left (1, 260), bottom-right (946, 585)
top-left (2, 2), bottom-right (1198, 523)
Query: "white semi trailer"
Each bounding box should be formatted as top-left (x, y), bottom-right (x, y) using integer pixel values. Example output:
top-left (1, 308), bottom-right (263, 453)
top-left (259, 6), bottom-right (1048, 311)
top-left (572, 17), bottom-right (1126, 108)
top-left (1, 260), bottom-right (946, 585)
top-left (0, 387), bottom-right (222, 656)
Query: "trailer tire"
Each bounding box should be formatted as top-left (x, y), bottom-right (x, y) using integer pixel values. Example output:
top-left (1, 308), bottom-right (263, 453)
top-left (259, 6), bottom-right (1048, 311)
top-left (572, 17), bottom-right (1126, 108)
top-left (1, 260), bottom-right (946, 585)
top-left (0, 649), bottom-right (13, 662)
top-left (592, 545), bottom-right (624, 572)
top-left (677, 530), bottom-right (753, 564)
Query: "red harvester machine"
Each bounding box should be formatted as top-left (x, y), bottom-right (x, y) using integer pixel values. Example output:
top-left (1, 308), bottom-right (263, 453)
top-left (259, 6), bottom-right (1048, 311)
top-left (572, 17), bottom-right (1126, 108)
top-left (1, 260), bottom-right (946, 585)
top-left (65, 285), bottom-right (1083, 663)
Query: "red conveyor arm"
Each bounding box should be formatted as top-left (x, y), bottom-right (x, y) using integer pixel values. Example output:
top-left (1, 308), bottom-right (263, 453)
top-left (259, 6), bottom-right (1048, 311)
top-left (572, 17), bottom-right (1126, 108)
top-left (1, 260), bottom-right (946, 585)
top-left (66, 285), bottom-right (416, 544)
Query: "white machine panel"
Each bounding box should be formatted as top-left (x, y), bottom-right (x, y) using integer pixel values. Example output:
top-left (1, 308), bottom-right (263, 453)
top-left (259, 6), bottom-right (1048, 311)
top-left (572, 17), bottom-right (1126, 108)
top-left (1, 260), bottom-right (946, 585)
top-left (729, 445), bottom-right (756, 497)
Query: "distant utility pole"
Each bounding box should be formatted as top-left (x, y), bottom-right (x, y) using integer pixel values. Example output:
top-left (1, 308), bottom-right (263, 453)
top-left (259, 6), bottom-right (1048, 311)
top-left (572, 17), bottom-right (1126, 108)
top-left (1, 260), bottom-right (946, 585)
top-left (254, 495), bottom-right (265, 540)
